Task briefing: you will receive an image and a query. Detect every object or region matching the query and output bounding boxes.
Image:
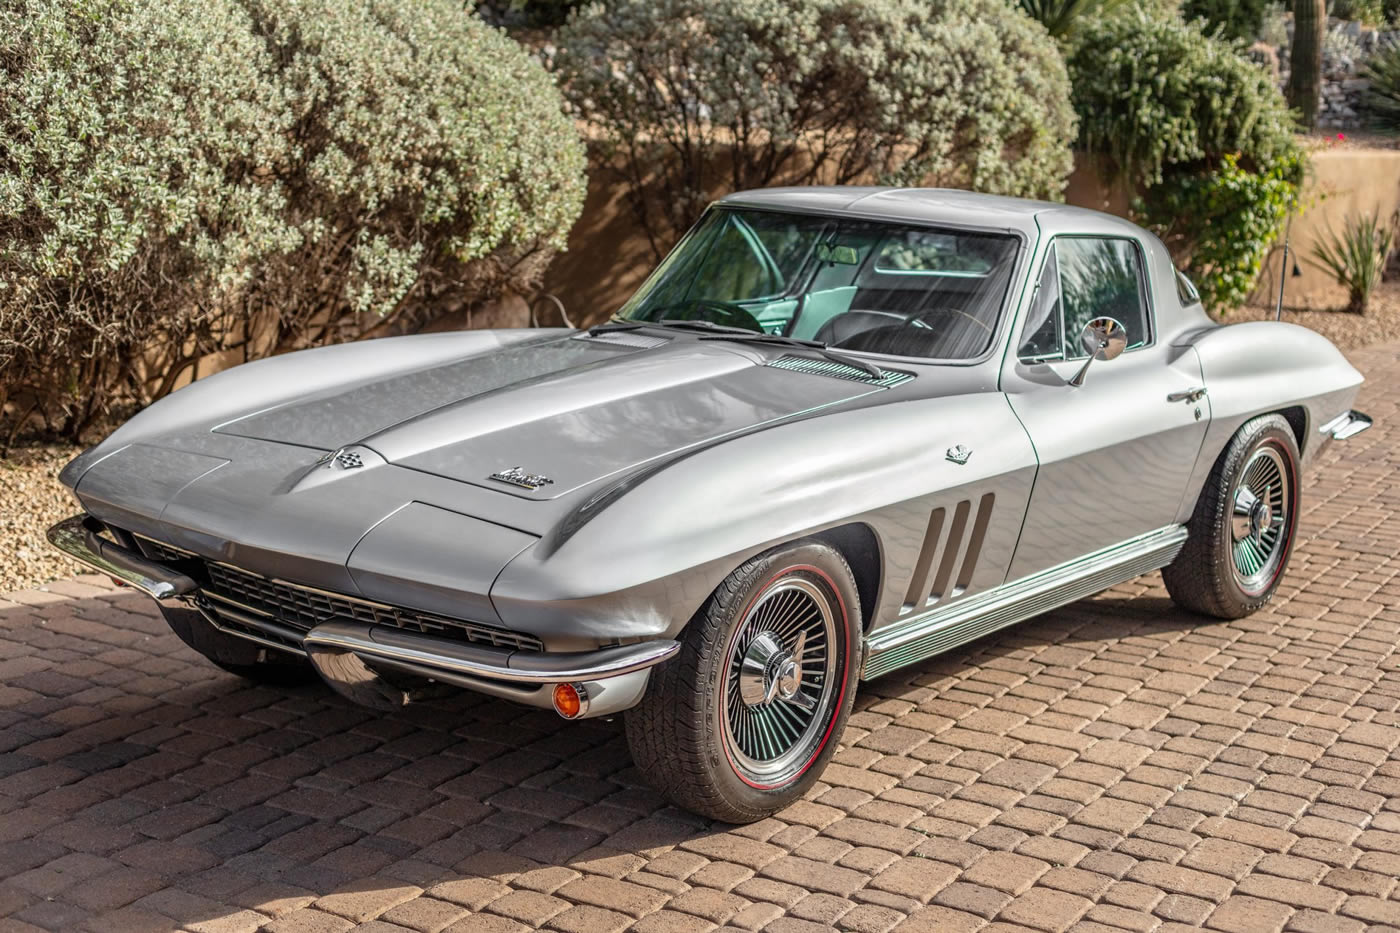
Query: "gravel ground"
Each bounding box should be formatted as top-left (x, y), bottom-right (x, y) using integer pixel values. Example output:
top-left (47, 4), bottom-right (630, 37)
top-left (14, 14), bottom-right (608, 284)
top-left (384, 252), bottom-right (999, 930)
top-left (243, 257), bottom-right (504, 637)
top-left (2, 282), bottom-right (1398, 595)
top-left (1231, 274), bottom-right (1400, 347)
top-left (1, 444), bottom-right (82, 593)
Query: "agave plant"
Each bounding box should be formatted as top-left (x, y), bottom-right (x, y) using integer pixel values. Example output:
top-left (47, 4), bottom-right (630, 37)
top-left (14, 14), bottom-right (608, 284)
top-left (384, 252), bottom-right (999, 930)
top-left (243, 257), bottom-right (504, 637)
top-left (1363, 39), bottom-right (1400, 130)
top-left (1017, 0), bottom-right (1128, 38)
top-left (1308, 211), bottom-right (1395, 313)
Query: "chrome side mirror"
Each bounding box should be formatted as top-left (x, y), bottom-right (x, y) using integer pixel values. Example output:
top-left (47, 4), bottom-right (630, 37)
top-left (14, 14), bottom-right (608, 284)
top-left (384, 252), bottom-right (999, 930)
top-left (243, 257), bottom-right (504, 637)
top-left (1069, 316), bottom-right (1127, 387)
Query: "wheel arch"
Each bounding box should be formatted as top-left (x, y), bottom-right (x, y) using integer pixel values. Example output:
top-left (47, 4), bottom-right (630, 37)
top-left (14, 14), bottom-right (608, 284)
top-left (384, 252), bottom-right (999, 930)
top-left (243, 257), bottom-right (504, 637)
top-left (807, 522), bottom-right (883, 632)
top-left (1274, 405), bottom-right (1308, 457)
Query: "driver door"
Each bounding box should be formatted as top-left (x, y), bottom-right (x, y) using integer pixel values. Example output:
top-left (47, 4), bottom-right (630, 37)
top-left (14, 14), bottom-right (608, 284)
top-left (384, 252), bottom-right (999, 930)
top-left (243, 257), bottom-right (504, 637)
top-left (1001, 235), bottom-right (1211, 580)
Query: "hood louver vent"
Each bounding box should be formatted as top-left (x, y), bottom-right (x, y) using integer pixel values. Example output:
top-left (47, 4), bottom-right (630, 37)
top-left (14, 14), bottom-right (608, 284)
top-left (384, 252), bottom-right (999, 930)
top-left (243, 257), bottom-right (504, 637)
top-left (766, 355), bottom-right (913, 387)
top-left (577, 331), bottom-right (670, 349)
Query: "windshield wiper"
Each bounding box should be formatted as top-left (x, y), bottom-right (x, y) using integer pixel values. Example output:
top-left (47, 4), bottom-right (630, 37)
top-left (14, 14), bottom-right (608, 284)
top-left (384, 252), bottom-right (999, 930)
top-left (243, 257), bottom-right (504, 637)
top-left (656, 318), bottom-right (760, 335)
top-left (697, 333), bottom-right (885, 380)
top-left (588, 318), bottom-right (760, 337)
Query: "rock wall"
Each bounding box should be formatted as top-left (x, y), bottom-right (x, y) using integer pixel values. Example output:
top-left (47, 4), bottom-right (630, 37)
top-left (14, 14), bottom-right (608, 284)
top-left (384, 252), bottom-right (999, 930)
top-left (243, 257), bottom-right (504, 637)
top-left (1271, 17), bottom-right (1396, 130)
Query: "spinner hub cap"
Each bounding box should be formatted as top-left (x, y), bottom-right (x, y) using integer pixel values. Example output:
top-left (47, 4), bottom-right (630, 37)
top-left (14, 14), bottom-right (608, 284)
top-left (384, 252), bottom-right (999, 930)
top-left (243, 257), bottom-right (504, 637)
top-left (1229, 446), bottom-right (1291, 594)
top-left (722, 577), bottom-right (839, 783)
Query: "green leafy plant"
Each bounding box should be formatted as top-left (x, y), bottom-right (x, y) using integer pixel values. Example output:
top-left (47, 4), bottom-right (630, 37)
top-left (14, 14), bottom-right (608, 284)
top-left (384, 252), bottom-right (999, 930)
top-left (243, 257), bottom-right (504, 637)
top-left (1363, 39), bottom-right (1400, 129)
top-left (1069, 9), bottom-right (1306, 312)
top-left (1016, 0), bottom-right (1128, 38)
top-left (0, 0), bottom-right (586, 440)
top-left (1307, 211), bottom-right (1395, 312)
top-left (1330, 0), bottom-right (1386, 25)
top-left (1141, 153), bottom-right (1304, 311)
top-left (556, 0), bottom-right (1077, 260)
top-left (1181, 0), bottom-right (1270, 41)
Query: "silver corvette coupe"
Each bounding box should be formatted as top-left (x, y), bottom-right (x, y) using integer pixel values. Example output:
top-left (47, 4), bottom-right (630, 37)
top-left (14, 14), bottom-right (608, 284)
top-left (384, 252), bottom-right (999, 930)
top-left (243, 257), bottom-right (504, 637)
top-left (50, 188), bottom-right (1371, 822)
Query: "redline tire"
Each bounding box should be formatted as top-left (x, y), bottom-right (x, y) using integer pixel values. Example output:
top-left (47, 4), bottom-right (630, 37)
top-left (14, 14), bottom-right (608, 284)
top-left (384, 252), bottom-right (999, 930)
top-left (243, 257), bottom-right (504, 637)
top-left (625, 541), bottom-right (862, 823)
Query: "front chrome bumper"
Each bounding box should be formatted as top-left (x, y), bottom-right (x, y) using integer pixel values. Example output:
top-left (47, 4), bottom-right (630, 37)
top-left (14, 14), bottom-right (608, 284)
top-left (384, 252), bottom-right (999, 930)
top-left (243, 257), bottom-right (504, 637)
top-left (46, 514), bottom-right (677, 717)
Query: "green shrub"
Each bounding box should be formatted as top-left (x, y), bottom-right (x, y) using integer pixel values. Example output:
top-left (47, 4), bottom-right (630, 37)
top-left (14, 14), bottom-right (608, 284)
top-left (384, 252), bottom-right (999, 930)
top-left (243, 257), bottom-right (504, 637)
top-left (0, 0), bottom-right (585, 439)
top-left (1330, 0), bottom-right (1386, 25)
top-left (1308, 211), bottom-right (1394, 312)
top-left (556, 0), bottom-right (1077, 259)
top-left (1181, 0), bottom-right (1270, 41)
top-left (1140, 152), bottom-right (1303, 311)
top-left (1363, 39), bottom-right (1400, 128)
top-left (1015, 0), bottom-right (1129, 39)
top-left (1070, 10), bottom-right (1298, 187)
top-left (1069, 9), bottom-right (1305, 312)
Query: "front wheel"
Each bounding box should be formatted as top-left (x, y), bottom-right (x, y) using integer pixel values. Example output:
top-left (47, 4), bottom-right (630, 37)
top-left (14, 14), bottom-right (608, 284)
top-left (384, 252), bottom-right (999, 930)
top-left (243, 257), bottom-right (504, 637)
top-left (626, 541), bottom-right (861, 823)
top-left (1164, 413), bottom-right (1301, 619)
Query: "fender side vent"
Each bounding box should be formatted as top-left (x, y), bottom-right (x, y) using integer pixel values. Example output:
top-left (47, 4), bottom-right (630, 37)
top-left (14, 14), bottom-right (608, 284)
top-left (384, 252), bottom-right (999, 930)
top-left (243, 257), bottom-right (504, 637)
top-left (900, 493), bottom-right (995, 613)
top-left (766, 355), bottom-right (913, 387)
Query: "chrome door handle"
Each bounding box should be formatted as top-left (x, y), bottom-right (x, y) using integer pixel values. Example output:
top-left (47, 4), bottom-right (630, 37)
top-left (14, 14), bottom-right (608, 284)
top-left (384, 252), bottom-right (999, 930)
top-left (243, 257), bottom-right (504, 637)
top-left (1167, 387), bottom-right (1207, 403)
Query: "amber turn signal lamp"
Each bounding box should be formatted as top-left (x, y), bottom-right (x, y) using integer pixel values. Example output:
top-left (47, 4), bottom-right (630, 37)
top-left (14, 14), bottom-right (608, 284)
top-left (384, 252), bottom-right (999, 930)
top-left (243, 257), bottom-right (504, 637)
top-left (551, 683), bottom-right (589, 720)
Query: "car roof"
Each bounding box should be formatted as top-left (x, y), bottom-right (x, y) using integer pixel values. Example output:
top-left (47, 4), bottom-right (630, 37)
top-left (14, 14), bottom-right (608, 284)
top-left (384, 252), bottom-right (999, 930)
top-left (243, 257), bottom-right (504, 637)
top-left (716, 186), bottom-right (1148, 240)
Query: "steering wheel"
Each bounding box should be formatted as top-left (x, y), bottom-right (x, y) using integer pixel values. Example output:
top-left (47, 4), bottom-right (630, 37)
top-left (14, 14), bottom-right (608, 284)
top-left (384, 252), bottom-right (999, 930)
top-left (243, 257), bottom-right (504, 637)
top-left (906, 308), bottom-right (993, 336)
top-left (646, 299), bottom-right (765, 333)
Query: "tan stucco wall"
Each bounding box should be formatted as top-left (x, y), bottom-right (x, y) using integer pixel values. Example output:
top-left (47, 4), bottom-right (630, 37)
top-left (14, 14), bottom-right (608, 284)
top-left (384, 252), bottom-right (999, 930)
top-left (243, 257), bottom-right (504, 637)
top-left (1254, 148), bottom-right (1400, 311)
top-left (539, 145), bottom-right (1400, 323)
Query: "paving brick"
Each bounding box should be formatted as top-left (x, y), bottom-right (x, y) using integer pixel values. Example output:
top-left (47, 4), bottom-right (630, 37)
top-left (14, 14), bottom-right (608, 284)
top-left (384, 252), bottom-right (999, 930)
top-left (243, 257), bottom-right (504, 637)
top-left (1205, 895), bottom-right (1292, 933)
top-left (997, 887), bottom-right (1091, 932)
top-left (10, 349), bottom-right (1400, 933)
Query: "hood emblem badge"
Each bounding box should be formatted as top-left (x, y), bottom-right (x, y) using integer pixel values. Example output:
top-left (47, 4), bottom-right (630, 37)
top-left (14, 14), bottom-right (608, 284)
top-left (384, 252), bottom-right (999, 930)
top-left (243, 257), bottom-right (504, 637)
top-left (317, 448), bottom-right (364, 470)
top-left (490, 466), bottom-right (554, 491)
top-left (946, 444), bottom-right (972, 465)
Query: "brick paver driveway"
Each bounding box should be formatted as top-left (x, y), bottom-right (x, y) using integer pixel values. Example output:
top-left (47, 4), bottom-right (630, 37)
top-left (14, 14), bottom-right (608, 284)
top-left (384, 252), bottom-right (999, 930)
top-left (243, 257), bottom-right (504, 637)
top-left (4, 346), bottom-right (1400, 933)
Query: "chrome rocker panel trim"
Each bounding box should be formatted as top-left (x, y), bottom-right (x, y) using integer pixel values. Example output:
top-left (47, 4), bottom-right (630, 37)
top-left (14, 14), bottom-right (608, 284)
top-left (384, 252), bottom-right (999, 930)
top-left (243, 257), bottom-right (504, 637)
top-left (862, 524), bottom-right (1189, 680)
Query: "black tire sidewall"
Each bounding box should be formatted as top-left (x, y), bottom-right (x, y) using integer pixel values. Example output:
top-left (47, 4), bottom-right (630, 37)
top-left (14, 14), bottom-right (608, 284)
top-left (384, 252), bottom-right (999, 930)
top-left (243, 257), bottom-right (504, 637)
top-left (1198, 416), bottom-right (1302, 617)
top-left (645, 541), bottom-right (862, 822)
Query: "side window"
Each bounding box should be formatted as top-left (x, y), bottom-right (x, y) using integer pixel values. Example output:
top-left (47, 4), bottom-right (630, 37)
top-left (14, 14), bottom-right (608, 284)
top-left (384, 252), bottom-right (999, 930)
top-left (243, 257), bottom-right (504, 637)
top-left (1056, 237), bottom-right (1151, 358)
top-left (1017, 250), bottom-right (1063, 360)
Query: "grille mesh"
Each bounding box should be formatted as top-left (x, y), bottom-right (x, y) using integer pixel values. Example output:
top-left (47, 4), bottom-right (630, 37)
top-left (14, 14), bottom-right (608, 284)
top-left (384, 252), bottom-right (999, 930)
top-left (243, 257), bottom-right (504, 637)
top-left (766, 355), bottom-right (913, 387)
top-left (138, 537), bottom-right (543, 652)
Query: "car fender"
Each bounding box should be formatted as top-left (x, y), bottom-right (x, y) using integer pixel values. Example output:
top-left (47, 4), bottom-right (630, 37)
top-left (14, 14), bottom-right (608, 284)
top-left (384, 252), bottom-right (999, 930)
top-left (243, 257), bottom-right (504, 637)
top-left (1177, 321), bottom-right (1363, 522)
top-left (490, 391), bottom-right (1038, 644)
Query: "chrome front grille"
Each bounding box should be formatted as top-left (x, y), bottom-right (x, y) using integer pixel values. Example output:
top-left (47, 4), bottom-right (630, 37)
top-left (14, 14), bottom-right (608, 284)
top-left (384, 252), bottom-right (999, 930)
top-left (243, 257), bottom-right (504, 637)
top-left (137, 536), bottom-right (544, 652)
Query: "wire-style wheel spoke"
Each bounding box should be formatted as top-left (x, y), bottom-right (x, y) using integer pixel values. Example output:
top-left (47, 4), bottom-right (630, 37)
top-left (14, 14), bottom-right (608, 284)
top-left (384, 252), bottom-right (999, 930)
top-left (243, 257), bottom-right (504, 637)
top-left (721, 576), bottom-right (839, 783)
top-left (1229, 445), bottom-right (1291, 596)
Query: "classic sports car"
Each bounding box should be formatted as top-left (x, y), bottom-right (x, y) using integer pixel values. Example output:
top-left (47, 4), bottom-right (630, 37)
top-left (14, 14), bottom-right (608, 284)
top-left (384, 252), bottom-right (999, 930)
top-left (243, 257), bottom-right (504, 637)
top-left (50, 187), bottom-right (1371, 823)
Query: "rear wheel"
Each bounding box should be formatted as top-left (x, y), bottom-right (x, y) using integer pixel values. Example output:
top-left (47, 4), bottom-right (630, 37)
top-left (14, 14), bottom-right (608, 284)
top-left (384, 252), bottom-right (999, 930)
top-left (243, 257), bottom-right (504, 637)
top-left (1164, 413), bottom-right (1301, 619)
top-left (626, 541), bottom-right (861, 823)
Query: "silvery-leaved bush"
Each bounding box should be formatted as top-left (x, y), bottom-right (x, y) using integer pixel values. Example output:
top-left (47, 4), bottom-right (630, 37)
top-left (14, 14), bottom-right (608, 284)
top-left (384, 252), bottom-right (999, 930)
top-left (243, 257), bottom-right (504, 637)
top-left (0, 0), bottom-right (585, 440)
top-left (555, 0), bottom-right (1078, 259)
top-left (1069, 9), bottom-right (1304, 312)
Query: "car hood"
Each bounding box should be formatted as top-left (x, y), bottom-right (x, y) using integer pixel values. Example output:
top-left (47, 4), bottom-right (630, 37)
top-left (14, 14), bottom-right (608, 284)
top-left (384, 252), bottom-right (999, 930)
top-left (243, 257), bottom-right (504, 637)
top-left (214, 333), bottom-right (885, 498)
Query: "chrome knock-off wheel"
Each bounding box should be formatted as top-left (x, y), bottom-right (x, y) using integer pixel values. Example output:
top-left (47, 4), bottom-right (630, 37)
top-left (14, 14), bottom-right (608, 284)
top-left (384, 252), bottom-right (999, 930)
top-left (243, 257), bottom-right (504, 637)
top-left (1230, 445), bottom-right (1290, 595)
top-left (1163, 414), bottom-right (1301, 620)
top-left (625, 542), bottom-right (859, 823)
top-left (722, 577), bottom-right (837, 786)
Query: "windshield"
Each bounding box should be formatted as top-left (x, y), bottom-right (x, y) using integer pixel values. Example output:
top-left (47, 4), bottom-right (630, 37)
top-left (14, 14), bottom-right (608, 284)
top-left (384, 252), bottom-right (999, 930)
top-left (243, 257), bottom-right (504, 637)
top-left (618, 207), bottom-right (1021, 360)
